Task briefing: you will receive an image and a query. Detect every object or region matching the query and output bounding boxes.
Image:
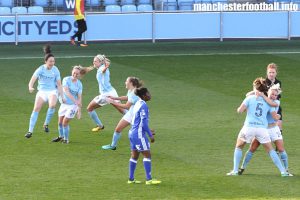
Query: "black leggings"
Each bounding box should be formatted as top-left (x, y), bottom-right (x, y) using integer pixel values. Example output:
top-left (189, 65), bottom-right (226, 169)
top-left (72, 19), bottom-right (87, 42)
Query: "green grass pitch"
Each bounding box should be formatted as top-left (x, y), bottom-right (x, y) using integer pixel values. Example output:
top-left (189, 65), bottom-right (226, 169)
top-left (0, 40), bottom-right (299, 199)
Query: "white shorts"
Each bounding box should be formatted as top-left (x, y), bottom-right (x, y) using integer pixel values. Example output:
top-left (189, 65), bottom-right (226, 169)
top-left (122, 109), bottom-right (133, 123)
top-left (36, 90), bottom-right (58, 102)
top-left (93, 89), bottom-right (120, 106)
top-left (268, 126), bottom-right (283, 142)
top-left (58, 104), bottom-right (79, 119)
top-left (238, 126), bottom-right (271, 144)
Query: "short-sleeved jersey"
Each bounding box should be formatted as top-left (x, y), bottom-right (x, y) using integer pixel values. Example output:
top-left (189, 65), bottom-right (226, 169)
top-left (96, 65), bottom-right (113, 94)
top-left (129, 99), bottom-right (152, 139)
top-left (33, 65), bottom-right (61, 91)
top-left (242, 95), bottom-right (275, 128)
top-left (266, 100), bottom-right (280, 124)
top-left (62, 76), bottom-right (83, 105)
top-left (127, 90), bottom-right (139, 110)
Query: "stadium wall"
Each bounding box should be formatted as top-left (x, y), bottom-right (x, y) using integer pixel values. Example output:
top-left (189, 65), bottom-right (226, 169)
top-left (1, 11), bottom-right (300, 43)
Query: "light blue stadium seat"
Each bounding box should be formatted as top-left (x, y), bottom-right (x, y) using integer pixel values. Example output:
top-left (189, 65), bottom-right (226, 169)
top-left (162, 0), bottom-right (177, 10)
top-left (34, 0), bottom-right (49, 7)
top-left (28, 6), bottom-right (44, 13)
top-left (211, 0), bottom-right (226, 6)
top-left (274, 0), bottom-right (291, 9)
top-left (292, 0), bottom-right (300, 10)
top-left (137, 4), bottom-right (153, 10)
top-left (178, 0), bottom-right (194, 10)
top-left (105, 4), bottom-right (121, 11)
top-left (212, 0), bottom-right (226, 3)
top-left (1, 0), bottom-right (13, 7)
top-left (274, 0), bottom-right (291, 2)
top-left (103, 0), bottom-right (119, 5)
top-left (202, 0), bottom-right (211, 2)
top-left (53, 0), bottom-right (64, 7)
top-left (0, 7), bottom-right (11, 14)
top-left (138, 0), bottom-right (152, 4)
top-left (120, 0), bottom-right (136, 5)
top-left (11, 6), bottom-right (27, 14)
top-left (122, 4), bottom-right (137, 11)
top-left (86, 0), bottom-right (100, 6)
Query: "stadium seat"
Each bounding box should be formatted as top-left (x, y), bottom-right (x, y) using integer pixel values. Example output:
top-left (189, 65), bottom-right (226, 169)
top-left (138, 0), bottom-right (152, 4)
top-left (103, 0), bottom-right (119, 5)
top-left (28, 6), bottom-right (44, 13)
top-left (274, 0), bottom-right (291, 9)
top-left (105, 4), bottom-right (121, 11)
top-left (34, 0), bottom-right (49, 7)
top-left (1, 0), bottom-right (13, 7)
top-left (178, 0), bottom-right (194, 10)
top-left (292, 0), bottom-right (300, 10)
top-left (52, 0), bottom-right (64, 7)
top-left (122, 4), bottom-right (137, 11)
top-left (211, 0), bottom-right (226, 3)
top-left (0, 7), bottom-right (11, 14)
top-left (120, 0), bottom-right (136, 5)
top-left (162, 0), bottom-right (178, 10)
top-left (11, 6), bottom-right (27, 14)
top-left (137, 4), bottom-right (153, 11)
top-left (86, 0), bottom-right (100, 6)
top-left (275, 0), bottom-right (291, 2)
top-left (17, 0), bottom-right (32, 6)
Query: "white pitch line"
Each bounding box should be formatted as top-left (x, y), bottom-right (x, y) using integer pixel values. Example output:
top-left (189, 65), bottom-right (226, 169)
top-left (1, 51), bottom-right (300, 60)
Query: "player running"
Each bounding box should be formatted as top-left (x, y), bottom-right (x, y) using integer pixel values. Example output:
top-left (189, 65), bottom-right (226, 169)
top-left (80, 54), bottom-right (124, 132)
top-left (102, 77), bottom-right (143, 150)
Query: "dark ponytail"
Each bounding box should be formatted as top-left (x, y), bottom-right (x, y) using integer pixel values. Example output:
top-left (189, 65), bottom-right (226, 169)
top-left (43, 44), bottom-right (54, 62)
top-left (135, 87), bottom-right (149, 98)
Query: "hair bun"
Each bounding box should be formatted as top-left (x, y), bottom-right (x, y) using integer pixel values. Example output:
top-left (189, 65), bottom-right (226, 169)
top-left (43, 44), bottom-right (51, 54)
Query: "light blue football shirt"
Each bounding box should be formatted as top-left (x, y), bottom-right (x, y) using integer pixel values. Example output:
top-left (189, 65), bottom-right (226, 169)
top-left (62, 76), bottom-right (83, 105)
top-left (96, 65), bottom-right (113, 94)
top-left (242, 95), bottom-right (275, 128)
top-left (127, 90), bottom-right (139, 108)
top-left (33, 65), bottom-right (61, 91)
top-left (266, 100), bottom-right (280, 124)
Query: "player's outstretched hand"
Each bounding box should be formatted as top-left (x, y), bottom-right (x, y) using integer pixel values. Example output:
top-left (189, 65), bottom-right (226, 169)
top-left (150, 137), bottom-right (155, 143)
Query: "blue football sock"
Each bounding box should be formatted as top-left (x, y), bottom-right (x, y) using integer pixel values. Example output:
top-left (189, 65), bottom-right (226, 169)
top-left (58, 123), bottom-right (63, 138)
top-left (143, 158), bottom-right (152, 181)
top-left (111, 132), bottom-right (121, 147)
top-left (63, 125), bottom-right (70, 141)
top-left (269, 149), bottom-right (285, 173)
top-left (44, 108), bottom-right (55, 125)
top-left (129, 158), bottom-right (137, 181)
top-left (88, 111), bottom-right (103, 127)
top-left (279, 151), bottom-right (289, 170)
top-left (29, 111), bottom-right (39, 133)
top-left (241, 150), bottom-right (253, 169)
top-left (233, 148), bottom-right (242, 172)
